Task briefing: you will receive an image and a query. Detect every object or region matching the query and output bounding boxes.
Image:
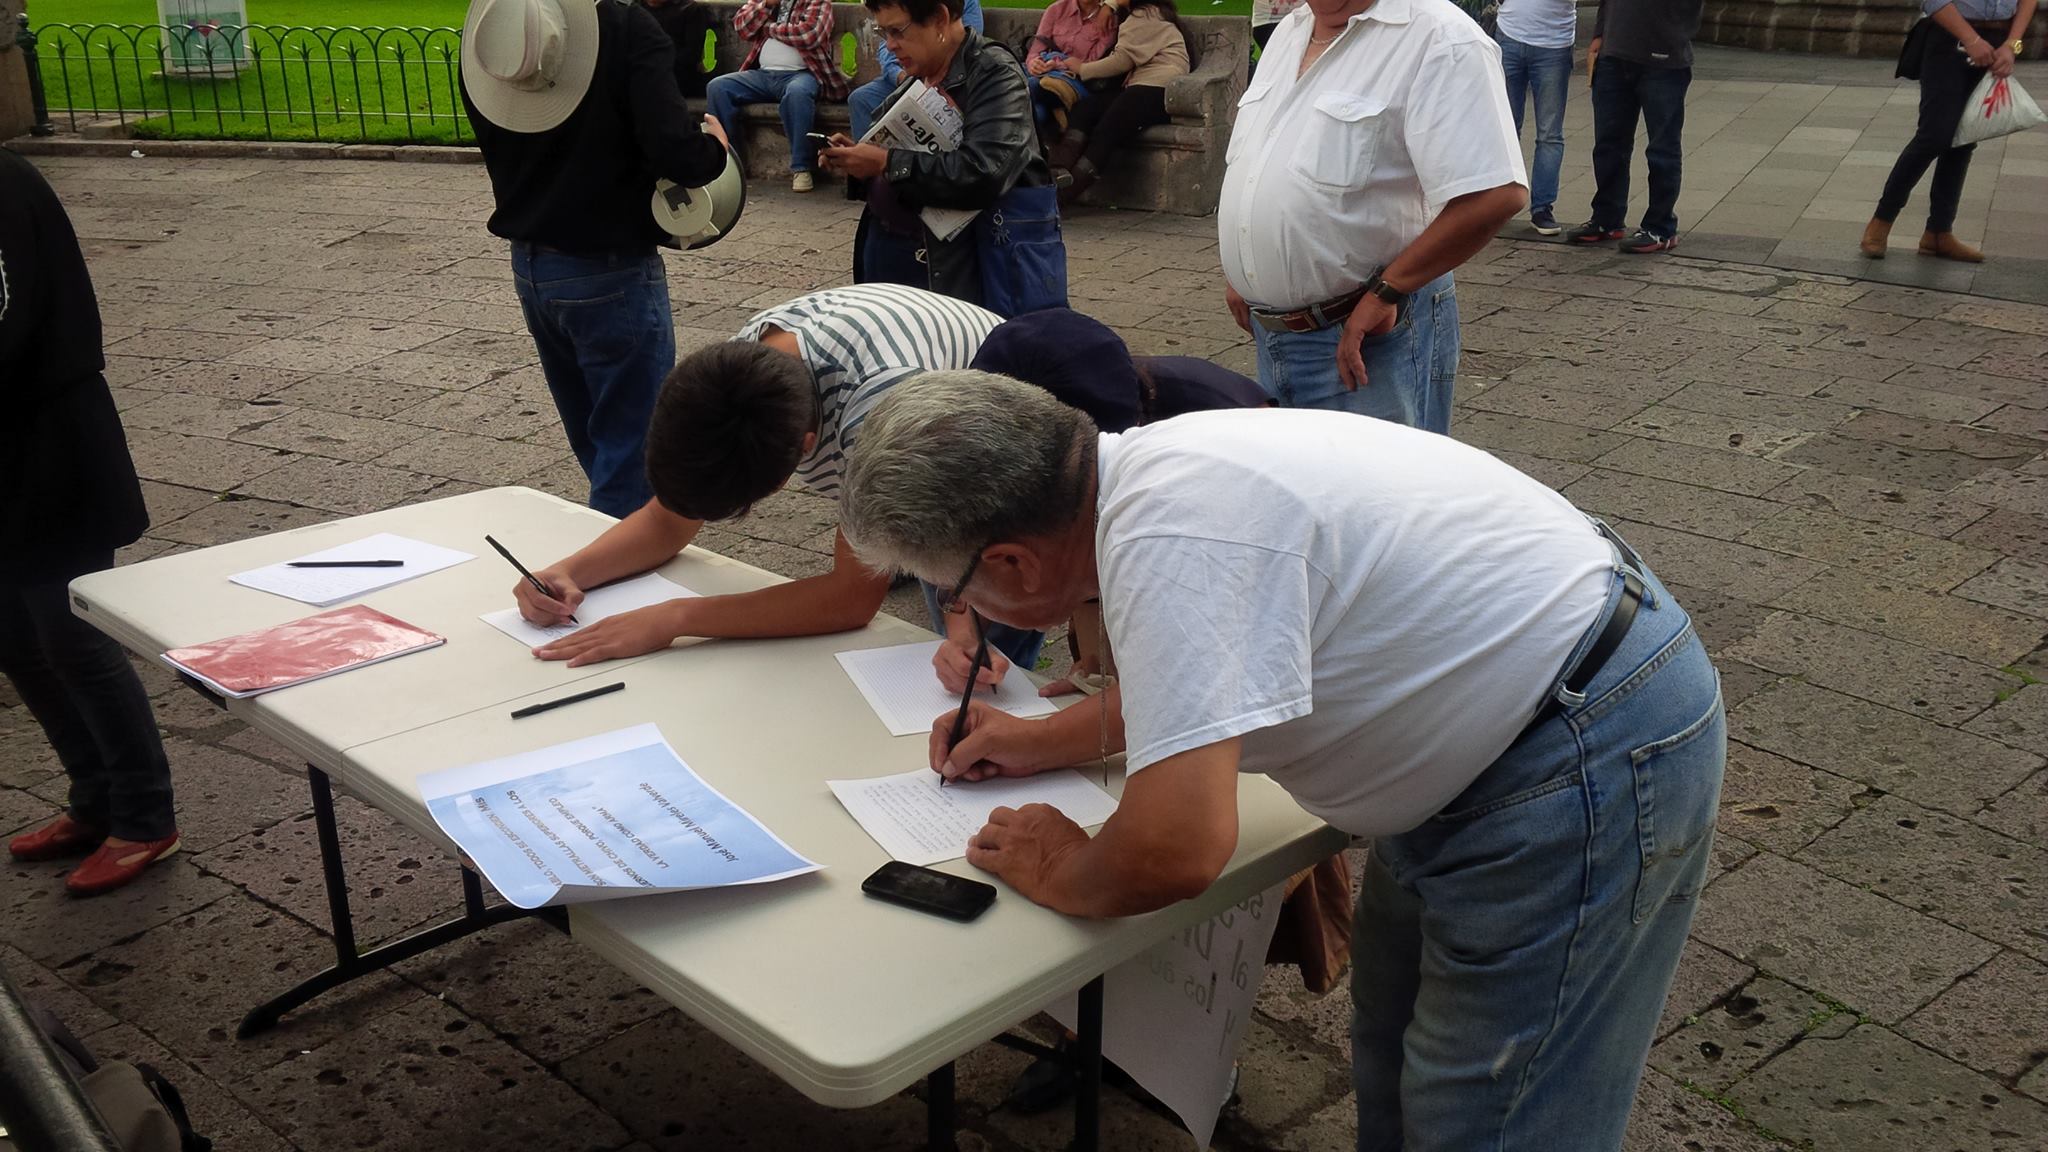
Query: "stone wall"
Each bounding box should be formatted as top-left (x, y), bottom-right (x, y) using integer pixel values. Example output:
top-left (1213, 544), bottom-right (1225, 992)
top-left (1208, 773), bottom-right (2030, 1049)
top-left (1695, 0), bottom-right (2048, 59)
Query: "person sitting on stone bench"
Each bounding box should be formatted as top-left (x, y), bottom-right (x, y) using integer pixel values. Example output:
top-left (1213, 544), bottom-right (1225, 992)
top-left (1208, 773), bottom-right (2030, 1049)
top-left (1045, 0), bottom-right (1191, 204)
top-left (706, 0), bottom-right (849, 192)
top-left (1023, 0), bottom-right (1120, 135)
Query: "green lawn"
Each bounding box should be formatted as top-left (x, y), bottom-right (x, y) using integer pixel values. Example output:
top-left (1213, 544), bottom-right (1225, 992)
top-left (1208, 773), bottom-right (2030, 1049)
top-left (31, 0), bottom-right (1253, 143)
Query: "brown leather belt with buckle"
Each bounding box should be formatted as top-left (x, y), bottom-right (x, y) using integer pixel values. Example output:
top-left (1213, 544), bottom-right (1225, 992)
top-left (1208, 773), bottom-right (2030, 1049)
top-left (1250, 286), bottom-right (1369, 334)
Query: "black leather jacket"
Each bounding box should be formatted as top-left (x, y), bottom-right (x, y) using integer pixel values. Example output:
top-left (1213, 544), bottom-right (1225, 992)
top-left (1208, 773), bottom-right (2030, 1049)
top-left (873, 28), bottom-right (1052, 305)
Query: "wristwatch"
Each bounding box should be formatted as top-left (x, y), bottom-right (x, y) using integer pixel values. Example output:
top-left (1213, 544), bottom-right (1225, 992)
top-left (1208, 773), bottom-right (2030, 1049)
top-left (1362, 267), bottom-right (1409, 310)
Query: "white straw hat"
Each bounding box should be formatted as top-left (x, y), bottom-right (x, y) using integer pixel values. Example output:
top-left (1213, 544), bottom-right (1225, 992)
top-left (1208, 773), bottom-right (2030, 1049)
top-left (462, 0), bottom-right (600, 134)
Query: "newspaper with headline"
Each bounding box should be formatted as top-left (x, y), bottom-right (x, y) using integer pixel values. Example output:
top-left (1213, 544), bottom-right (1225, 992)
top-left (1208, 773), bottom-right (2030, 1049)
top-left (860, 79), bottom-right (979, 242)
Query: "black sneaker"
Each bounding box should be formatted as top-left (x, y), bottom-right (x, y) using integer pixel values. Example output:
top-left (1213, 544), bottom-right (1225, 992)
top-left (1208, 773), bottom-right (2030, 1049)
top-left (1619, 228), bottom-right (1678, 254)
top-left (1529, 209), bottom-right (1561, 236)
top-left (1568, 222), bottom-right (1626, 245)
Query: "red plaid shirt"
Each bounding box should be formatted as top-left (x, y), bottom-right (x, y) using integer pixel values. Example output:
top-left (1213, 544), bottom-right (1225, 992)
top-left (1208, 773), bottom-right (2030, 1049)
top-left (732, 0), bottom-right (850, 101)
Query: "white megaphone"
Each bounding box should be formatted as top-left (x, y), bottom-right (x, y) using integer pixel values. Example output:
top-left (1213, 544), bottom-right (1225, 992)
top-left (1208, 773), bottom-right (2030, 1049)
top-left (652, 143), bottom-right (748, 250)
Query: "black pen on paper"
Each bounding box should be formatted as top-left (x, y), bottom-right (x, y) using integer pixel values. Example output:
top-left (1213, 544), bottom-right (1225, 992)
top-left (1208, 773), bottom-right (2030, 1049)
top-left (941, 618), bottom-right (991, 789)
top-left (286, 559), bottom-right (405, 568)
top-left (486, 534), bottom-right (579, 625)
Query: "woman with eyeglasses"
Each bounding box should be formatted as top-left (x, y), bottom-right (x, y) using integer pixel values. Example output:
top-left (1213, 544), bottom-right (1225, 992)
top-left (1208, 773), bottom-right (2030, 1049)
top-left (820, 0), bottom-right (1059, 310)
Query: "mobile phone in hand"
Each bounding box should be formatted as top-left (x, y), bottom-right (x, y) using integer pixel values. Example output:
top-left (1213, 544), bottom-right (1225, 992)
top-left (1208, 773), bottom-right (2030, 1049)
top-left (862, 861), bottom-right (997, 921)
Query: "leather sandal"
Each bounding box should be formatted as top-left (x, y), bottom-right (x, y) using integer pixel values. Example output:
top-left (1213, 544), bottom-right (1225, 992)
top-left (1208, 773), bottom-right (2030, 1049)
top-left (65, 834), bottom-right (180, 897)
top-left (8, 815), bottom-right (105, 862)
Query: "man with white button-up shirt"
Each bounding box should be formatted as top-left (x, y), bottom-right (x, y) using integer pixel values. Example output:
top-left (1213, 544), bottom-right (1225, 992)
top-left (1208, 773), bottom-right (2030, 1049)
top-left (1218, 0), bottom-right (1526, 433)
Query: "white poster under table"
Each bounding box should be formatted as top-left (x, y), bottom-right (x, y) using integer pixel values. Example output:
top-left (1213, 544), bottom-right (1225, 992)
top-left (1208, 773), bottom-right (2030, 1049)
top-left (1048, 883), bottom-right (1286, 1148)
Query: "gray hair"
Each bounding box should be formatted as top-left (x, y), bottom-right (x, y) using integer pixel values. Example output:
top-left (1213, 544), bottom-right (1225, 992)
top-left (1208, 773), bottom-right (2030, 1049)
top-left (841, 371), bottom-right (1097, 578)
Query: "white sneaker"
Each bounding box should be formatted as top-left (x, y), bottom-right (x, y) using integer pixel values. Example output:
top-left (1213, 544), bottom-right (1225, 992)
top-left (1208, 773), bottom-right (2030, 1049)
top-left (791, 171), bottom-right (814, 193)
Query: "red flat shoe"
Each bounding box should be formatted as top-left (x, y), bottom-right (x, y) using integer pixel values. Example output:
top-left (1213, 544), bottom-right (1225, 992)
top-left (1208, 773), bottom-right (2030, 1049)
top-left (8, 815), bottom-right (105, 862)
top-left (65, 834), bottom-right (180, 897)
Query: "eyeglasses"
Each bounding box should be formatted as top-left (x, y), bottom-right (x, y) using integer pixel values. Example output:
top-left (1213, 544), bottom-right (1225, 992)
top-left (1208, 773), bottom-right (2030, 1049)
top-left (876, 20), bottom-right (914, 42)
top-left (939, 547), bottom-right (986, 615)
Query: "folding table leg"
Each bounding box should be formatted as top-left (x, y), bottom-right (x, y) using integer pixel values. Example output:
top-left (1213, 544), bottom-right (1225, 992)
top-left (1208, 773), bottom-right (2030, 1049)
top-left (926, 1062), bottom-right (957, 1152)
top-left (1072, 975), bottom-right (1104, 1152)
top-left (236, 764), bottom-right (555, 1037)
top-left (309, 766), bottom-right (357, 964)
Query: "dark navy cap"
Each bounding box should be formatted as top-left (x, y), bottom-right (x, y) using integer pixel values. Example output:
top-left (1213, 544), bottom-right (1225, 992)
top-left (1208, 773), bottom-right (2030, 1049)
top-left (970, 308), bottom-right (1145, 433)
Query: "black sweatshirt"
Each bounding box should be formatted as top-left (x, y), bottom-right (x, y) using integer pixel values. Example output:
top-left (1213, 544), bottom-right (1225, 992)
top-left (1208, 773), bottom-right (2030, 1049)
top-left (1594, 0), bottom-right (1703, 69)
top-left (0, 149), bottom-right (149, 583)
top-left (462, 0), bottom-right (730, 254)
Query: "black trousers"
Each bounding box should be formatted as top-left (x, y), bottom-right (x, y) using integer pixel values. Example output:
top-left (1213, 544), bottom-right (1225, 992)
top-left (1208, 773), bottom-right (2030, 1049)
top-left (1876, 23), bottom-right (1993, 233)
top-left (0, 554), bottom-right (177, 841)
top-left (1067, 84), bottom-right (1170, 171)
top-left (1589, 57), bottom-right (1691, 238)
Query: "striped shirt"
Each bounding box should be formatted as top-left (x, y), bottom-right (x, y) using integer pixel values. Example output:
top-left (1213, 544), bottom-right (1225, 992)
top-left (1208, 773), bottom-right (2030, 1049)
top-left (736, 285), bottom-right (1002, 497)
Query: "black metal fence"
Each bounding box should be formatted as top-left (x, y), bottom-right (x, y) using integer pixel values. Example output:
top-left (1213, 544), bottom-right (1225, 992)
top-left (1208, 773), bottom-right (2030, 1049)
top-left (31, 22), bottom-right (470, 144)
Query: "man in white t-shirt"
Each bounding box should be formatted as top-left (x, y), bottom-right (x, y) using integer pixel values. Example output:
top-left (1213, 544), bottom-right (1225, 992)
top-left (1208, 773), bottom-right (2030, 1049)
top-left (840, 373), bottom-right (1727, 1150)
top-left (1217, 0), bottom-right (1527, 432)
top-left (1493, 0), bottom-right (1579, 234)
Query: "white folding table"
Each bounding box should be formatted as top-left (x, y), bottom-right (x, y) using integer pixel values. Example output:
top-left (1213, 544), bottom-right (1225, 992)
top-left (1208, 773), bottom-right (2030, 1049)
top-left (70, 487), bottom-right (1345, 1150)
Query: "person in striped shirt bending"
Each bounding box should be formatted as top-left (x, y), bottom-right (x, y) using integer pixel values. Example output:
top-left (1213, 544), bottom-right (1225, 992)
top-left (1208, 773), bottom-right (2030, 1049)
top-left (505, 282), bottom-right (1044, 671)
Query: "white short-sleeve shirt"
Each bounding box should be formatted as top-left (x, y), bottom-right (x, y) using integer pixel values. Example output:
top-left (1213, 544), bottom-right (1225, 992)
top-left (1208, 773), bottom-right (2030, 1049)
top-left (1218, 0), bottom-right (1528, 311)
top-left (1095, 409), bottom-right (1612, 838)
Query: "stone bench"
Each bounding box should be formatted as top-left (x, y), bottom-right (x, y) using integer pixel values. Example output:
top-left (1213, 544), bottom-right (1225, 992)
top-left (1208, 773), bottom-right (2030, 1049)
top-left (690, 1), bottom-right (1247, 215)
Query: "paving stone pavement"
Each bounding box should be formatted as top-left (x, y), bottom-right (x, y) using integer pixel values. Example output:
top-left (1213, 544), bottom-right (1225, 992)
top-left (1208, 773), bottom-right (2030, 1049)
top-left (1517, 45), bottom-right (2048, 306)
top-left (3, 139), bottom-right (2048, 1152)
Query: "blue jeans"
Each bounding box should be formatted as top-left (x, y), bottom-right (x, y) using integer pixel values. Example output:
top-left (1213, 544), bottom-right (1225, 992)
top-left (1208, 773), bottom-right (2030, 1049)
top-left (849, 75), bottom-right (894, 141)
top-left (1353, 548), bottom-right (1725, 1151)
top-left (1590, 57), bottom-right (1691, 238)
top-left (1495, 31), bottom-right (1572, 215)
top-left (707, 67), bottom-right (820, 172)
top-left (918, 584), bottom-right (1047, 681)
top-left (510, 243), bottom-right (673, 519)
top-left (1250, 272), bottom-right (1458, 433)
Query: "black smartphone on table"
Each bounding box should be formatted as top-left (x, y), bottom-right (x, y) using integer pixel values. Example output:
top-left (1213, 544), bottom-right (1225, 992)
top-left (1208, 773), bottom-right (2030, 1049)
top-left (862, 861), bottom-right (996, 921)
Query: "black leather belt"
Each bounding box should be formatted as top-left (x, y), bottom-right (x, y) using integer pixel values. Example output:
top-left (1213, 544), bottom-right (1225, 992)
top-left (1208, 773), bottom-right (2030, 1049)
top-left (1524, 526), bottom-right (1648, 732)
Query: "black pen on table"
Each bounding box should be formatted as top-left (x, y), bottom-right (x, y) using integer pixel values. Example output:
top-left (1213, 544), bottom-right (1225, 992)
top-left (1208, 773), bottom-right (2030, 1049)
top-left (287, 559), bottom-right (405, 568)
top-left (485, 534), bottom-right (579, 625)
top-left (942, 614), bottom-right (990, 789)
top-left (510, 681), bottom-right (625, 719)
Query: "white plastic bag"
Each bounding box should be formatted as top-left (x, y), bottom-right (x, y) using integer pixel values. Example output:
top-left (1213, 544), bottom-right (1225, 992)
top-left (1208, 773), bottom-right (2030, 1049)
top-left (1954, 73), bottom-right (2048, 147)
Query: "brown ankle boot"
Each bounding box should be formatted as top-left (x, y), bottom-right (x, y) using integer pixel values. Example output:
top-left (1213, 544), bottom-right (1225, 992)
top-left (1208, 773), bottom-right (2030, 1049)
top-left (1058, 158), bottom-right (1099, 206)
top-left (1859, 217), bottom-right (1891, 259)
top-left (1046, 130), bottom-right (1088, 174)
top-left (1918, 230), bottom-right (1984, 262)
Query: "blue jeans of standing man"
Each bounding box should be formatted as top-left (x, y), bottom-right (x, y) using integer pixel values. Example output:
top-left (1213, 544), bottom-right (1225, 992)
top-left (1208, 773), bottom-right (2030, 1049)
top-left (1589, 58), bottom-right (1692, 238)
top-left (511, 243), bottom-right (673, 519)
top-left (1353, 551), bottom-right (1725, 1151)
top-left (707, 67), bottom-right (821, 172)
top-left (1495, 31), bottom-right (1572, 216)
top-left (1250, 272), bottom-right (1458, 433)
